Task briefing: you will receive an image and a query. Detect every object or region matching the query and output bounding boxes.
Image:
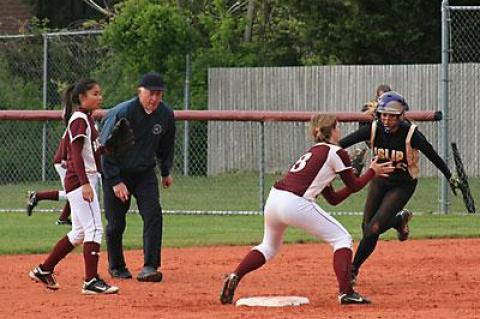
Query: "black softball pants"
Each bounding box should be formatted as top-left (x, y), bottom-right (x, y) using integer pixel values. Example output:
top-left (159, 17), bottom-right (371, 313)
top-left (352, 176), bottom-right (417, 271)
top-left (103, 168), bottom-right (163, 270)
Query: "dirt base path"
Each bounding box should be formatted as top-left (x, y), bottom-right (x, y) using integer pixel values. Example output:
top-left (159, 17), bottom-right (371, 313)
top-left (1, 238), bottom-right (479, 319)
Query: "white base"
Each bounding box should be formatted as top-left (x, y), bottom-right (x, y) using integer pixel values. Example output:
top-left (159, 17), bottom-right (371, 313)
top-left (235, 296), bottom-right (310, 307)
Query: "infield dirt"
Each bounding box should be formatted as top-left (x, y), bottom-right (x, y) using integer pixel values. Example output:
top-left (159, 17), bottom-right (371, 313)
top-left (2, 238), bottom-right (479, 319)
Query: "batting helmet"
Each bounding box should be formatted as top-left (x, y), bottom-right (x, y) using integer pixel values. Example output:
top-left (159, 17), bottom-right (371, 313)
top-left (376, 91), bottom-right (409, 115)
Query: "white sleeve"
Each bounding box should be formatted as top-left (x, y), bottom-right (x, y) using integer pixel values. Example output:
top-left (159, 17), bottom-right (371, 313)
top-left (329, 147), bottom-right (351, 173)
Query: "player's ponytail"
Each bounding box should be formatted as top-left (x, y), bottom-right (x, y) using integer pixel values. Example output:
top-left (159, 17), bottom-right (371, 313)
top-left (310, 114), bottom-right (337, 143)
top-left (62, 84), bottom-right (76, 126)
top-left (62, 79), bottom-right (99, 125)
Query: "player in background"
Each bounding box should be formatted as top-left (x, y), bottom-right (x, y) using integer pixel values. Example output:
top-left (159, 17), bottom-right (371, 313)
top-left (339, 91), bottom-right (457, 286)
top-left (359, 84), bottom-right (392, 128)
top-left (27, 133), bottom-right (72, 225)
top-left (29, 79), bottom-right (118, 295)
top-left (220, 114), bottom-right (394, 305)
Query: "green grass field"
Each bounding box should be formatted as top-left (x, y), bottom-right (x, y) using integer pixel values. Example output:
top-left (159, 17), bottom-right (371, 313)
top-left (0, 213), bottom-right (479, 255)
top-left (0, 174), bottom-right (478, 255)
top-left (1, 174), bottom-right (479, 213)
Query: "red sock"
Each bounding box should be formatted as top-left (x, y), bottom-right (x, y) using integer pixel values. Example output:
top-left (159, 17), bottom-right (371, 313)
top-left (83, 242), bottom-right (100, 281)
top-left (36, 190), bottom-right (59, 201)
top-left (234, 249), bottom-right (266, 280)
top-left (58, 201), bottom-right (71, 221)
top-left (333, 247), bottom-right (354, 295)
top-left (41, 236), bottom-right (74, 271)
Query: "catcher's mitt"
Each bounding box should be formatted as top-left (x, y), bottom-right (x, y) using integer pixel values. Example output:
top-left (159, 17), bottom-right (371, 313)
top-left (104, 118), bottom-right (135, 155)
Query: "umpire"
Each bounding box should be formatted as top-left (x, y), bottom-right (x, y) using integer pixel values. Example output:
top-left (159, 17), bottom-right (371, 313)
top-left (100, 72), bottom-right (175, 282)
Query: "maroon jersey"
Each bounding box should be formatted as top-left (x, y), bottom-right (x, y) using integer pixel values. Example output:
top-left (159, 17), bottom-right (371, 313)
top-left (64, 111), bottom-right (100, 192)
top-left (53, 133), bottom-right (67, 164)
top-left (274, 143), bottom-right (351, 201)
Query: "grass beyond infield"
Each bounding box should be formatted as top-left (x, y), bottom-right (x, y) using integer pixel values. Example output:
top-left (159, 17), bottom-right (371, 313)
top-left (0, 212), bottom-right (479, 255)
top-left (1, 175), bottom-right (479, 213)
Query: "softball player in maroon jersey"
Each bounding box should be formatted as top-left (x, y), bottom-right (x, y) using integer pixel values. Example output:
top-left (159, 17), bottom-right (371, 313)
top-left (220, 114), bottom-right (394, 305)
top-left (27, 134), bottom-right (72, 225)
top-left (29, 79), bottom-right (118, 294)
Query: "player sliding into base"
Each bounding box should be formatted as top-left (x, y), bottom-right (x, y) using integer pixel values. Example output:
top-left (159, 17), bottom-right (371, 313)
top-left (220, 114), bottom-right (394, 305)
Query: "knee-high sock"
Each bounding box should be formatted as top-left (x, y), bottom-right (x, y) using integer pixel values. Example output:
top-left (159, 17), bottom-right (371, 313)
top-left (333, 248), bottom-right (354, 295)
top-left (234, 249), bottom-right (266, 280)
top-left (36, 190), bottom-right (59, 201)
top-left (352, 234), bottom-right (379, 271)
top-left (41, 236), bottom-right (75, 271)
top-left (83, 241), bottom-right (100, 281)
top-left (58, 201), bottom-right (71, 221)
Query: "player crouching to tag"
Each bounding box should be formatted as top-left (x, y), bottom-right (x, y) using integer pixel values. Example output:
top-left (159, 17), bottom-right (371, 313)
top-left (220, 114), bottom-right (395, 305)
top-left (29, 79), bottom-right (118, 295)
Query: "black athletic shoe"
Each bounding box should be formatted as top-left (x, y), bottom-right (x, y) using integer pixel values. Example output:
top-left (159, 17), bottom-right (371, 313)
top-left (26, 191), bottom-right (38, 216)
top-left (339, 291), bottom-right (371, 305)
top-left (220, 273), bottom-right (239, 304)
top-left (29, 266), bottom-right (59, 290)
top-left (108, 267), bottom-right (132, 279)
top-left (136, 266), bottom-right (163, 282)
top-left (82, 277), bottom-right (119, 295)
top-left (395, 209), bottom-right (413, 241)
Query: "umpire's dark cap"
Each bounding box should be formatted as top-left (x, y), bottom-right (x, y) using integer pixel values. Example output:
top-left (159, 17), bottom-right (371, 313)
top-left (139, 72), bottom-right (165, 91)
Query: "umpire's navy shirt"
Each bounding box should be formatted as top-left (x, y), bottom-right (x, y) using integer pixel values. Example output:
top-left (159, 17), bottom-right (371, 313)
top-left (100, 96), bottom-right (175, 187)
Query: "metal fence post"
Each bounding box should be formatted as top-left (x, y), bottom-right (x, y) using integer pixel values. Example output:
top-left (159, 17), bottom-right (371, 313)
top-left (183, 53), bottom-right (191, 176)
top-left (439, 0), bottom-right (450, 214)
top-left (41, 33), bottom-right (48, 182)
top-left (259, 121), bottom-right (265, 213)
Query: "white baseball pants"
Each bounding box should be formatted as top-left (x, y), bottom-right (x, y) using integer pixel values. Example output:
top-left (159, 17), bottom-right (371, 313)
top-left (66, 174), bottom-right (103, 245)
top-left (254, 188), bottom-right (352, 261)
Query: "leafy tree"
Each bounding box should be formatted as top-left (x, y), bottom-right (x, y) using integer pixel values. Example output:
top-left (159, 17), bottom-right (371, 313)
top-left (100, 0), bottom-right (189, 107)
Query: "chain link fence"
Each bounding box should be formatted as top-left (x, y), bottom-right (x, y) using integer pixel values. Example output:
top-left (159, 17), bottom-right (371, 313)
top-left (447, 5), bottom-right (480, 148)
top-left (438, 3), bottom-right (480, 213)
top-left (0, 30), bottom-right (109, 182)
top-left (1, 22), bottom-right (479, 214)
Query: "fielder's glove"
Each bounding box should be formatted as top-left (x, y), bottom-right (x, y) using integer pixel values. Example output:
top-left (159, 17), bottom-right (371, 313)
top-left (448, 176), bottom-right (460, 196)
top-left (103, 118), bottom-right (135, 156)
top-left (350, 148), bottom-right (367, 177)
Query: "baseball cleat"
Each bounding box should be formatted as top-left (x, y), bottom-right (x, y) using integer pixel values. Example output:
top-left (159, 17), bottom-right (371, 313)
top-left (82, 277), bottom-right (119, 295)
top-left (339, 291), bottom-right (371, 305)
top-left (220, 273), bottom-right (239, 304)
top-left (395, 209), bottom-right (413, 241)
top-left (26, 191), bottom-right (38, 216)
top-left (29, 266), bottom-right (59, 290)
